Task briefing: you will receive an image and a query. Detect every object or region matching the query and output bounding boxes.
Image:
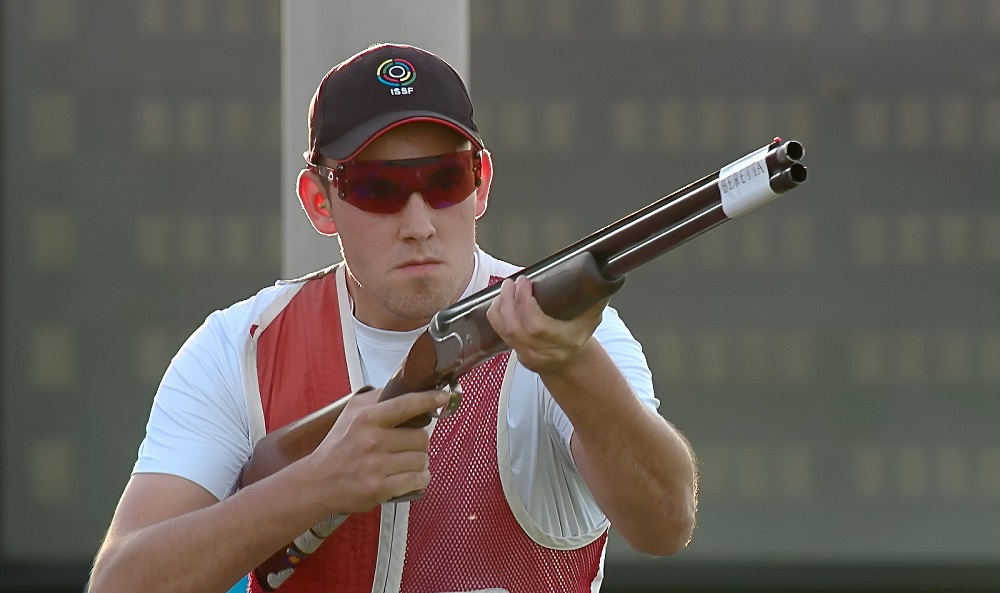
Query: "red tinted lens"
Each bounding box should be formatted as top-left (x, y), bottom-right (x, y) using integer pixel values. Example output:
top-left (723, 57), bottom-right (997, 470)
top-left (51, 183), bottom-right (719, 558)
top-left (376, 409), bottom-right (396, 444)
top-left (338, 150), bottom-right (477, 214)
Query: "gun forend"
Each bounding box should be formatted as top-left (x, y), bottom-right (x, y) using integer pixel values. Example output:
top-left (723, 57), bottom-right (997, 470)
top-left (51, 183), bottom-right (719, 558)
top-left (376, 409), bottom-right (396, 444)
top-left (429, 251), bottom-right (625, 379)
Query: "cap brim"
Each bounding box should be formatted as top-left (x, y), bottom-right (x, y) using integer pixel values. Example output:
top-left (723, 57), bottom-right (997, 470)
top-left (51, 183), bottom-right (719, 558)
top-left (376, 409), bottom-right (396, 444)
top-left (316, 111), bottom-right (485, 161)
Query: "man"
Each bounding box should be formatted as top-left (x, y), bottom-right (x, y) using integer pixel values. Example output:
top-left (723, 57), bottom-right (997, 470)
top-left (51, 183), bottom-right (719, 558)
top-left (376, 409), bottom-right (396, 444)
top-left (90, 43), bottom-right (697, 593)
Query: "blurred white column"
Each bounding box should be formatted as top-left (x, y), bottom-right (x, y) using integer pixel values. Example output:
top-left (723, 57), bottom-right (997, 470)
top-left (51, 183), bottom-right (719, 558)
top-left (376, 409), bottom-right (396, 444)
top-left (282, 0), bottom-right (471, 277)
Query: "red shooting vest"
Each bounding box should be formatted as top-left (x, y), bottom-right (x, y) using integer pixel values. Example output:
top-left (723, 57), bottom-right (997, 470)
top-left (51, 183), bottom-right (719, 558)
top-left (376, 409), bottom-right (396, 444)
top-left (247, 267), bottom-right (606, 593)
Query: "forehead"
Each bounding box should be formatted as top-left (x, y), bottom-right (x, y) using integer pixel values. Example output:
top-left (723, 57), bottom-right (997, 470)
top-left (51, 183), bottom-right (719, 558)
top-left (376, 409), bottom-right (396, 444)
top-left (356, 121), bottom-right (470, 162)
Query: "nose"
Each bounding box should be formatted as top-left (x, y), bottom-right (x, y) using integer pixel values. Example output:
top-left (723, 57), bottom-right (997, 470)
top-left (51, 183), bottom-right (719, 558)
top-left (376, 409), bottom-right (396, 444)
top-left (397, 192), bottom-right (435, 241)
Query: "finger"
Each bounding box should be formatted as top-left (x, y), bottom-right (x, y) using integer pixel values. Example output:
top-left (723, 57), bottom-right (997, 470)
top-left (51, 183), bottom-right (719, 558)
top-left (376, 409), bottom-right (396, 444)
top-left (512, 276), bottom-right (546, 332)
top-left (382, 426), bottom-right (431, 454)
top-left (384, 470), bottom-right (432, 500)
top-left (345, 385), bottom-right (382, 409)
top-left (381, 450), bottom-right (430, 476)
top-left (371, 390), bottom-right (450, 428)
top-left (514, 275), bottom-right (533, 296)
top-left (486, 278), bottom-right (515, 333)
top-left (496, 278), bottom-right (515, 314)
top-left (501, 278), bottom-right (524, 324)
top-left (505, 276), bottom-right (556, 341)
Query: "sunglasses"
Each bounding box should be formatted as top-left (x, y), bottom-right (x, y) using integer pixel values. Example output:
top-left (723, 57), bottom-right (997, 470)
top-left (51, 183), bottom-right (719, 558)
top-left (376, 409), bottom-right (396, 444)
top-left (314, 149), bottom-right (482, 215)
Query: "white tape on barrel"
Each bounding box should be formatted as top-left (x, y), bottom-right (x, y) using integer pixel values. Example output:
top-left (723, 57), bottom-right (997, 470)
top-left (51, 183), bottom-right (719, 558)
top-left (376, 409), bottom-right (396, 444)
top-left (717, 145), bottom-right (779, 218)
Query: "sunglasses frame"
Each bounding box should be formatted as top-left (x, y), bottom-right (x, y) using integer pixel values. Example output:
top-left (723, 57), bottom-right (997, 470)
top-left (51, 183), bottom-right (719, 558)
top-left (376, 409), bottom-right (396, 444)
top-left (312, 150), bottom-right (483, 214)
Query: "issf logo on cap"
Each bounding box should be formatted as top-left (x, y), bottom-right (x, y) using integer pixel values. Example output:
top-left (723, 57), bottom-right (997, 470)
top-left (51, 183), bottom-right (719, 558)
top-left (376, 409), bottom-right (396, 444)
top-left (377, 58), bottom-right (415, 96)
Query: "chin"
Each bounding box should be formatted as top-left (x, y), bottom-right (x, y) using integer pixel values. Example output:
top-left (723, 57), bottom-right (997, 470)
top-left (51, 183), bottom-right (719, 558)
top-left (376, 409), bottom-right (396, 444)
top-left (382, 285), bottom-right (457, 322)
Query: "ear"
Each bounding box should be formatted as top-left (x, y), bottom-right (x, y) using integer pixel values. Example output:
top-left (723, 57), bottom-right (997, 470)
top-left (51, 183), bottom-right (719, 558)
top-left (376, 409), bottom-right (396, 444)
top-left (297, 169), bottom-right (338, 236)
top-left (474, 149), bottom-right (493, 220)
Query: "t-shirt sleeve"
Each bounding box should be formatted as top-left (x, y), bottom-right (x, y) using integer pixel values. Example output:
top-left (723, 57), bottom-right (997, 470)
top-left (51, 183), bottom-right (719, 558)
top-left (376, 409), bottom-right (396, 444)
top-left (508, 304), bottom-right (658, 538)
top-left (544, 305), bottom-right (659, 466)
top-left (132, 309), bottom-right (252, 501)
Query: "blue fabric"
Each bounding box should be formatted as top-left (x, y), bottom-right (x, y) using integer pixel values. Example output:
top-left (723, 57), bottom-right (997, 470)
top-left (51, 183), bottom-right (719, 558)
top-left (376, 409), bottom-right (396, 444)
top-left (227, 575), bottom-right (249, 593)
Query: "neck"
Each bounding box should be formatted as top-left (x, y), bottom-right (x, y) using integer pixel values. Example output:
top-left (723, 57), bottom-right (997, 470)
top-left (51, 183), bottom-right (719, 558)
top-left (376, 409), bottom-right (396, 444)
top-left (345, 273), bottom-right (431, 332)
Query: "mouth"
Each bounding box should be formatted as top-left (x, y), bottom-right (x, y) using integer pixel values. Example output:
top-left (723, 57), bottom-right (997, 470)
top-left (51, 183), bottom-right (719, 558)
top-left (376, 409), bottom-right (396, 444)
top-left (397, 258), bottom-right (443, 271)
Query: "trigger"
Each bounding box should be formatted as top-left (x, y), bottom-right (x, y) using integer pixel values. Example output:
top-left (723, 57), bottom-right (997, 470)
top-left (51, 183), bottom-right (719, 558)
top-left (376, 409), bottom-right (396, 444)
top-left (435, 381), bottom-right (463, 419)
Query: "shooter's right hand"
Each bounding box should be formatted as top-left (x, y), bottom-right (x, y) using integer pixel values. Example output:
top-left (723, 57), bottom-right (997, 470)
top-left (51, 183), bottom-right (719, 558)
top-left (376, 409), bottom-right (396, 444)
top-left (304, 387), bottom-right (450, 516)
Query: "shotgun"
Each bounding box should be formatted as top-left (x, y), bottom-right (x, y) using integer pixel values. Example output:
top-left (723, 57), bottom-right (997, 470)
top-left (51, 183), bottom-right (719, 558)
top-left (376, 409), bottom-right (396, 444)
top-left (241, 138), bottom-right (808, 589)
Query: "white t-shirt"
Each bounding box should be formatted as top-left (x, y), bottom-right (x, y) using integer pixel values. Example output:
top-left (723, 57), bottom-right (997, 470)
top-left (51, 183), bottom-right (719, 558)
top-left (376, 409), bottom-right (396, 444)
top-left (134, 248), bottom-right (658, 539)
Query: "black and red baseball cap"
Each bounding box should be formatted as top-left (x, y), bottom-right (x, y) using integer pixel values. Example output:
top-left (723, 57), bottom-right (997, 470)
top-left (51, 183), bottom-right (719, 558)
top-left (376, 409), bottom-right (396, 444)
top-left (306, 43), bottom-right (484, 163)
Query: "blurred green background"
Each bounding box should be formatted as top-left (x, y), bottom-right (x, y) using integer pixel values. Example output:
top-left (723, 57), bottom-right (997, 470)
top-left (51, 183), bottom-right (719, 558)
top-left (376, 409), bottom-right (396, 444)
top-left (2, 1), bottom-right (999, 591)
